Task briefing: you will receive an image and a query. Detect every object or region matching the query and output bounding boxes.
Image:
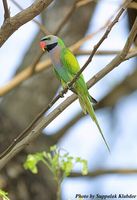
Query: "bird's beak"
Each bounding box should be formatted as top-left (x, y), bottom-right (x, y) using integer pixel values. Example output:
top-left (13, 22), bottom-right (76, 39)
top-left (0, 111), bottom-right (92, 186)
top-left (40, 41), bottom-right (47, 52)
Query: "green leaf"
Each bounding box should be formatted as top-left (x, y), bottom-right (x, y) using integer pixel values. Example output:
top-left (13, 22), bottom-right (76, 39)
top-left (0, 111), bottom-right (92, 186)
top-left (50, 145), bottom-right (57, 152)
top-left (24, 153), bottom-right (44, 174)
top-left (52, 154), bottom-right (59, 168)
top-left (61, 159), bottom-right (73, 176)
top-left (75, 157), bottom-right (81, 162)
top-left (0, 189), bottom-right (10, 200)
top-left (24, 146), bottom-right (88, 180)
top-left (75, 158), bottom-right (88, 175)
top-left (79, 159), bottom-right (88, 175)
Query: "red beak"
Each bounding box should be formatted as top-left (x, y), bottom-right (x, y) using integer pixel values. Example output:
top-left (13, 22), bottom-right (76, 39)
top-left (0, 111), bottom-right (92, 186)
top-left (40, 41), bottom-right (46, 51)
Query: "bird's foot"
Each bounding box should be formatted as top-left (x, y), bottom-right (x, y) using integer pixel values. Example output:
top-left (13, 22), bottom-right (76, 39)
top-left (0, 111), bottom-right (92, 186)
top-left (65, 82), bottom-right (73, 90)
top-left (59, 82), bottom-right (74, 98)
top-left (59, 90), bottom-right (65, 98)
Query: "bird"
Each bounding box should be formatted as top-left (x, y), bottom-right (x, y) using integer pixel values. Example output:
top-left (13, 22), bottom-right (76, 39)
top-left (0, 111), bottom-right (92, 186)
top-left (40, 35), bottom-right (110, 152)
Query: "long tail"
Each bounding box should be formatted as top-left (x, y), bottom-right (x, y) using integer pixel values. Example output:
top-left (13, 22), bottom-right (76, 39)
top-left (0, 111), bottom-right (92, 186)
top-left (79, 94), bottom-right (110, 153)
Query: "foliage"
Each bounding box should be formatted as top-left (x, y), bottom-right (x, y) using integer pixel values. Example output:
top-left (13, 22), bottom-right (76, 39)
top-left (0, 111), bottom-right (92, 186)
top-left (24, 145), bottom-right (88, 177)
top-left (0, 189), bottom-right (10, 200)
top-left (24, 145), bottom-right (88, 199)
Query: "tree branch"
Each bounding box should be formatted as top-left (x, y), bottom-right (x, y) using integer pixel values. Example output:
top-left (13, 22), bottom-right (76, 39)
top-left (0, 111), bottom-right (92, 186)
top-left (10, 0), bottom-right (50, 35)
top-left (31, 52), bottom-right (44, 74)
top-left (0, 0), bottom-right (53, 47)
top-left (2, 0), bottom-right (10, 21)
top-left (70, 168), bottom-right (137, 178)
top-left (75, 48), bottom-right (137, 56)
top-left (128, 1), bottom-right (137, 9)
top-left (54, 0), bottom-right (94, 35)
top-left (97, 68), bottom-right (137, 109)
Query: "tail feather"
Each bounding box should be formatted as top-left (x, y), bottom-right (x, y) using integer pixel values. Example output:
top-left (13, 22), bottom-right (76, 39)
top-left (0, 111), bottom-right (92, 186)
top-left (79, 96), bottom-right (87, 114)
top-left (78, 94), bottom-right (110, 153)
top-left (89, 95), bottom-right (98, 104)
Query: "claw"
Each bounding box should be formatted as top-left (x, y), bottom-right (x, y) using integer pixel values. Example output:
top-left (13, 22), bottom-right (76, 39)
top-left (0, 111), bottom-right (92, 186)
top-left (66, 82), bottom-right (74, 90)
top-left (59, 91), bottom-right (64, 98)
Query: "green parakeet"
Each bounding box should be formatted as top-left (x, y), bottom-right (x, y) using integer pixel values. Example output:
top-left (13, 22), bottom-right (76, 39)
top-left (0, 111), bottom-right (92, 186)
top-left (40, 35), bottom-right (110, 152)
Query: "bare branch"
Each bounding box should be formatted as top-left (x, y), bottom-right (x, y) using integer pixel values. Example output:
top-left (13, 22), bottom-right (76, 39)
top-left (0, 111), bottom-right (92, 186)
top-left (77, 0), bottom-right (95, 7)
top-left (97, 68), bottom-right (137, 109)
top-left (31, 52), bottom-right (44, 74)
top-left (54, 0), bottom-right (77, 35)
top-left (70, 168), bottom-right (137, 178)
top-left (128, 2), bottom-right (137, 10)
top-left (0, 0), bottom-right (53, 47)
top-left (10, 0), bottom-right (50, 35)
top-left (54, 0), bottom-right (94, 35)
top-left (75, 48), bottom-right (137, 56)
top-left (2, 0), bottom-right (10, 21)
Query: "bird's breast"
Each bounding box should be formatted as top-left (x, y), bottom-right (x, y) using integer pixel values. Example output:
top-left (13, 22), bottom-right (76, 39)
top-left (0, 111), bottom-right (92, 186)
top-left (49, 46), bottom-right (62, 70)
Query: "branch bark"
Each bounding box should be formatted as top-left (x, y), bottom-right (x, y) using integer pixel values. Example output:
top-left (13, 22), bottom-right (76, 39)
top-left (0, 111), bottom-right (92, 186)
top-left (2, 0), bottom-right (10, 21)
top-left (54, 0), bottom-right (94, 35)
top-left (70, 168), bottom-right (137, 178)
top-left (0, 0), bottom-right (53, 47)
top-left (10, 0), bottom-right (51, 35)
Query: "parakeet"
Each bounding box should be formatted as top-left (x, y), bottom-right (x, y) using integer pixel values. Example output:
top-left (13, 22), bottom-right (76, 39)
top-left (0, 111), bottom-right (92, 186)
top-left (40, 35), bottom-right (110, 152)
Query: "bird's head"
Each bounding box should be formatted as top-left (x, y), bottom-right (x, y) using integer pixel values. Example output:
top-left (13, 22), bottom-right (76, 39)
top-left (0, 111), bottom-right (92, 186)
top-left (40, 35), bottom-right (65, 52)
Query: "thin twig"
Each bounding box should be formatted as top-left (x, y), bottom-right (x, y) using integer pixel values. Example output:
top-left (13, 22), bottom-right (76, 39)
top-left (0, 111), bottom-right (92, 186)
top-left (2, 0), bottom-right (10, 21)
top-left (10, 0), bottom-right (50, 35)
top-left (70, 168), bottom-right (137, 178)
top-left (31, 52), bottom-right (44, 74)
top-left (0, 0), bottom-right (53, 47)
top-left (75, 49), bottom-right (136, 56)
top-left (77, 0), bottom-right (95, 7)
top-left (54, 0), bottom-right (94, 35)
top-left (54, 0), bottom-right (77, 35)
top-left (0, 1), bottom-right (134, 164)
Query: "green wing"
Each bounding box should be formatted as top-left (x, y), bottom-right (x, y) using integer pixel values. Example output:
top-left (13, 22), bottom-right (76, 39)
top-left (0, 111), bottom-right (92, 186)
top-left (60, 48), bottom-right (88, 93)
top-left (61, 48), bottom-right (81, 75)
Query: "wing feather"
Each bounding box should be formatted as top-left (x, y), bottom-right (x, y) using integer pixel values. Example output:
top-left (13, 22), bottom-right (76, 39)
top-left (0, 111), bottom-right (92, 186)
top-left (60, 48), bottom-right (89, 95)
top-left (60, 48), bottom-right (80, 75)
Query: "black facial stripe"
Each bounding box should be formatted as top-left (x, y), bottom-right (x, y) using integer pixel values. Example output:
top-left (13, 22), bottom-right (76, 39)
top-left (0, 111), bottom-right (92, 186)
top-left (47, 42), bottom-right (58, 52)
top-left (41, 37), bottom-right (50, 41)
